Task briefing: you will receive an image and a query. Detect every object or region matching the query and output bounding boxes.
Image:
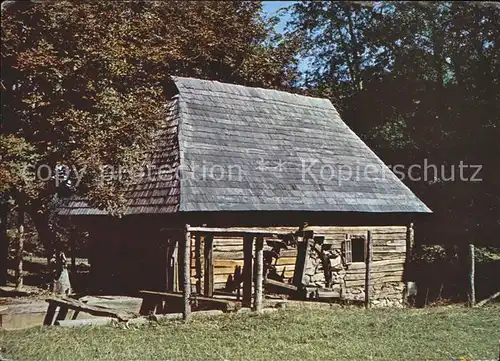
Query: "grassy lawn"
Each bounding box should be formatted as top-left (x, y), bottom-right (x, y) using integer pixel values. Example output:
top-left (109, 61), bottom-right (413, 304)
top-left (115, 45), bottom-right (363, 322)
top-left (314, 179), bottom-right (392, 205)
top-left (1, 305), bottom-right (499, 361)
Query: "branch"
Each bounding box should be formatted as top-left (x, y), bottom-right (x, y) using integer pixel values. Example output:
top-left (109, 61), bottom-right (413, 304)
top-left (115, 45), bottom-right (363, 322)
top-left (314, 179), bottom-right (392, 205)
top-left (474, 291), bottom-right (500, 307)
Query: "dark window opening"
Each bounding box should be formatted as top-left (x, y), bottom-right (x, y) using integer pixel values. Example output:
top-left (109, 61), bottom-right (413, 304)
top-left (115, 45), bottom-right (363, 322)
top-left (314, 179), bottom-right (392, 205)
top-left (351, 237), bottom-right (366, 262)
top-left (313, 236), bottom-right (325, 245)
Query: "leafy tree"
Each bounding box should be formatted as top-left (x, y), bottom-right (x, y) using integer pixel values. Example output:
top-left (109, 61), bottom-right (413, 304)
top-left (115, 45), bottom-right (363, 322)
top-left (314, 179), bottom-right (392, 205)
top-left (0, 0), bottom-right (300, 283)
top-left (286, 1), bottom-right (500, 249)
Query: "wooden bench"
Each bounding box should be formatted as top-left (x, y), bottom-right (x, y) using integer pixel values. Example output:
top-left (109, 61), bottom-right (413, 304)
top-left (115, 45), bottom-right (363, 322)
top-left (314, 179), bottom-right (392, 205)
top-left (43, 297), bottom-right (138, 325)
top-left (139, 290), bottom-right (239, 315)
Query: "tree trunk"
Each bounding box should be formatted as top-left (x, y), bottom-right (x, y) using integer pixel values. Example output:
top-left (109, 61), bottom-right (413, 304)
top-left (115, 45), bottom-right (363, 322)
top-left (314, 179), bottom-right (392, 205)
top-left (52, 251), bottom-right (72, 295)
top-left (29, 210), bottom-right (56, 263)
top-left (15, 207), bottom-right (24, 289)
top-left (469, 244), bottom-right (475, 306)
top-left (0, 203), bottom-right (8, 285)
top-left (183, 225), bottom-right (191, 323)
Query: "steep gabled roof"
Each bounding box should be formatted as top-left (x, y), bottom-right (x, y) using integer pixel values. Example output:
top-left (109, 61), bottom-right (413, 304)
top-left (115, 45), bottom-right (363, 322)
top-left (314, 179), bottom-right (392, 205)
top-left (58, 77), bottom-right (431, 215)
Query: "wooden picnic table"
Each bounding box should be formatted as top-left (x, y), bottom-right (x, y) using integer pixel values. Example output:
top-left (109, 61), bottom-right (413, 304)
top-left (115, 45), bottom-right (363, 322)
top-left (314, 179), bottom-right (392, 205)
top-left (139, 290), bottom-right (239, 315)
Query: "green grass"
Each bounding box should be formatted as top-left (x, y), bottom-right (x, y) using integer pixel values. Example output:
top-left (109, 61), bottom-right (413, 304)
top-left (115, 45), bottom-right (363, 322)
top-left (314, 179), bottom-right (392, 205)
top-left (1, 305), bottom-right (499, 361)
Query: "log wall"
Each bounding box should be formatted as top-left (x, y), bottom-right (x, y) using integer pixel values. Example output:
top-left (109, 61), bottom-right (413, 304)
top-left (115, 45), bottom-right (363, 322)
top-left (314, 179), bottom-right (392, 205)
top-left (302, 226), bottom-right (407, 306)
top-left (187, 225), bottom-right (407, 305)
top-left (189, 228), bottom-right (297, 291)
top-left (87, 222), bottom-right (408, 307)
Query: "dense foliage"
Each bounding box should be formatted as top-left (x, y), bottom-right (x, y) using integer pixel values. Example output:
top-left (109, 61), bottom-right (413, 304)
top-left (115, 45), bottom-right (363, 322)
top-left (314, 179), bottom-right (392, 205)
top-left (0, 0), bottom-right (498, 271)
top-left (287, 1), bottom-right (500, 246)
top-left (1, 0), bottom-right (300, 253)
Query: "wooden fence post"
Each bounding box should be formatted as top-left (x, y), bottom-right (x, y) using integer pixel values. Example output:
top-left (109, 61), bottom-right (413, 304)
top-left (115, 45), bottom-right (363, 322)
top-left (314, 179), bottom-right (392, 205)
top-left (469, 243), bottom-right (475, 307)
top-left (254, 236), bottom-right (264, 312)
top-left (364, 231), bottom-right (372, 309)
top-left (183, 225), bottom-right (191, 322)
top-left (243, 234), bottom-right (254, 308)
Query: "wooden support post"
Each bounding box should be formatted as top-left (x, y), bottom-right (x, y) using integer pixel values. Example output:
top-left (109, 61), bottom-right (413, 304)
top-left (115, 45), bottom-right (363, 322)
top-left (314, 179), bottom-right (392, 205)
top-left (254, 236), bottom-right (264, 312)
top-left (172, 240), bottom-right (179, 292)
top-left (469, 243), bottom-right (475, 307)
top-left (194, 234), bottom-right (203, 294)
top-left (43, 303), bottom-right (57, 326)
top-left (0, 202), bottom-right (8, 286)
top-left (70, 229), bottom-right (76, 274)
top-left (203, 234), bottom-right (214, 297)
top-left (243, 234), bottom-right (254, 308)
top-left (55, 306), bottom-right (69, 322)
top-left (293, 230), bottom-right (314, 290)
top-left (183, 225), bottom-right (191, 322)
top-left (164, 240), bottom-right (169, 292)
top-left (364, 231), bottom-right (372, 309)
top-left (71, 310), bottom-right (80, 320)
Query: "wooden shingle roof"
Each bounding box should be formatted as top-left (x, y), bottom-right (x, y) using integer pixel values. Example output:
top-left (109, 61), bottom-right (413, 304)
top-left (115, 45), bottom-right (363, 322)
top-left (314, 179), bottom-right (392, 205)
top-left (58, 77), bottom-right (431, 215)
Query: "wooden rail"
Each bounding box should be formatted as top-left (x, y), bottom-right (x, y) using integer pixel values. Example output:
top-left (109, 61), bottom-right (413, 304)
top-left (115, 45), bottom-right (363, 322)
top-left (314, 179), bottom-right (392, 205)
top-left (138, 290), bottom-right (238, 315)
top-left (187, 226), bottom-right (294, 237)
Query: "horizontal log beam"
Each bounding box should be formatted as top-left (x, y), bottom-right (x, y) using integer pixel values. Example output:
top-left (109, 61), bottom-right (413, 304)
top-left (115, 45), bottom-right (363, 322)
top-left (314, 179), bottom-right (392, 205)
top-left (139, 290), bottom-right (237, 312)
top-left (188, 226), bottom-right (294, 237)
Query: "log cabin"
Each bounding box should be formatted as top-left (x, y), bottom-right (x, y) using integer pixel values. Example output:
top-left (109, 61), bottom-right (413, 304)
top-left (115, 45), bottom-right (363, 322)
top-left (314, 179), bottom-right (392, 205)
top-left (58, 77), bottom-right (431, 314)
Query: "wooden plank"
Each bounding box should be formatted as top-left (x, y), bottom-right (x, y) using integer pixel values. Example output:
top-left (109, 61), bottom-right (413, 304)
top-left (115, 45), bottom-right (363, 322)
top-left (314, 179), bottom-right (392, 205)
top-left (213, 259), bottom-right (244, 268)
top-left (242, 235), bottom-right (253, 308)
top-left (279, 249), bottom-right (298, 258)
top-left (45, 298), bottom-right (137, 321)
top-left (301, 236), bottom-right (314, 285)
top-left (188, 226), bottom-right (293, 236)
top-left (213, 245), bottom-right (244, 252)
top-left (346, 275), bottom-right (403, 287)
top-left (55, 318), bottom-right (114, 327)
top-left (317, 288), bottom-right (341, 299)
top-left (293, 231), bottom-right (313, 288)
top-left (264, 278), bottom-right (298, 295)
top-left (348, 258), bottom-right (405, 270)
top-left (194, 234), bottom-right (203, 294)
top-left (254, 236), bottom-right (264, 312)
top-left (365, 230), bottom-right (373, 309)
top-left (347, 262), bottom-right (405, 273)
top-left (213, 239), bottom-right (244, 247)
top-left (275, 257), bottom-right (297, 265)
top-left (139, 290), bottom-right (236, 312)
top-left (183, 225), bottom-right (191, 322)
top-left (212, 266), bottom-right (241, 274)
top-left (214, 251), bottom-right (244, 260)
top-left (139, 294), bottom-right (159, 316)
top-left (372, 249), bottom-right (406, 254)
top-left (304, 226), bottom-right (406, 232)
top-left (345, 269), bottom-right (404, 281)
top-left (204, 234), bottom-right (214, 297)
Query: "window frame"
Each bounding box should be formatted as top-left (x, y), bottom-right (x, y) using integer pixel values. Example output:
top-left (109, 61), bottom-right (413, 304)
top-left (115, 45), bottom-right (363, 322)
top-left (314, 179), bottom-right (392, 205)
top-left (343, 235), bottom-right (366, 265)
